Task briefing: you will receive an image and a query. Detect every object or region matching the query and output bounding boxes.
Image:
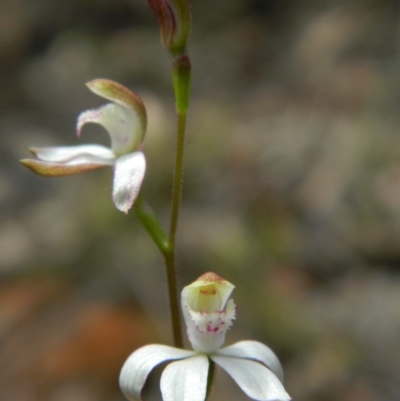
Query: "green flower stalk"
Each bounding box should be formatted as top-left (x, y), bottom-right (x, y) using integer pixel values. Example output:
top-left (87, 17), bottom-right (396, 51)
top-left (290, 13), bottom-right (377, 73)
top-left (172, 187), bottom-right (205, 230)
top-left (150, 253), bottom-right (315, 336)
top-left (144, 0), bottom-right (193, 349)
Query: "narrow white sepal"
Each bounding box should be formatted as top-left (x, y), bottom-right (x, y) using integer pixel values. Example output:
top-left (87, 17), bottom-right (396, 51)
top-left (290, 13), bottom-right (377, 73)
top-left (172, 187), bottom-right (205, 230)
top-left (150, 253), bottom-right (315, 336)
top-left (31, 144), bottom-right (115, 163)
top-left (211, 355), bottom-right (291, 401)
top-left (217, 341), bottom-right (284, 383)
top-left (112, 151), bottom-right (146, 213)
top-left (119, 345), bottom-right (195, 401)
top-left (160, 355), bottom-right (209, 401)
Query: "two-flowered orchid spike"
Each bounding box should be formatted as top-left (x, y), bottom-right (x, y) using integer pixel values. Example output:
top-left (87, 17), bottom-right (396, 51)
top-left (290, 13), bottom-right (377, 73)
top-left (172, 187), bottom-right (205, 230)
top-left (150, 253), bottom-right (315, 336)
top-left (21, 79), bottom-right (147, 213)
top-left (119, 272), bottom-right (291, 401)
top-left (147, 0), bottom-right (191, 56)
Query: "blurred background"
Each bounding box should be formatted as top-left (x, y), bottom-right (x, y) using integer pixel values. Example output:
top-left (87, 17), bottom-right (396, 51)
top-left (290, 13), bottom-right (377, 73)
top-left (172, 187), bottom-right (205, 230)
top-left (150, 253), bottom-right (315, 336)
top-left (1, 0), bottom-right (400, 400)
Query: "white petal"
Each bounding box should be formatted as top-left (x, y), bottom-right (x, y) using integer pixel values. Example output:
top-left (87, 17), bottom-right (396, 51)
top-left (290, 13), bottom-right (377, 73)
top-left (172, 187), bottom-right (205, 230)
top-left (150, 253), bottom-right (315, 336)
top-left (112, 151), bottom-right (146, 213)
top-left (217, 341), bottom-right (284, 383)
top-left (77, 103), bottom-right (143, 156)
top-left (30, 145), bottom-right (115, 164)
top-left (211, 355), bottom-right (291, 401)
top-left (119, 345), bottom-right (195, 401)
top-left (160, 355), bottom-right (209, 401)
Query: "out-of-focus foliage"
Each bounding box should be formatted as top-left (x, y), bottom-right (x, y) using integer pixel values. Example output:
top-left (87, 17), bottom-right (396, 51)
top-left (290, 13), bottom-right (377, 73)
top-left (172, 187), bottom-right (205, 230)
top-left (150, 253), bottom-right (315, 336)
top-left (1, 0), bottom-right (400, 400)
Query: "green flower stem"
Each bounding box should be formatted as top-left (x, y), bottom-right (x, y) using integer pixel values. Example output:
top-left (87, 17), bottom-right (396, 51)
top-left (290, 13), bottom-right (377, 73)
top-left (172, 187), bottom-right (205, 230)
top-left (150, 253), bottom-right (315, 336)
top-left (169, 110), bottom-right (187, 248)
top-left (134, 193), bottom-right (183, 348)
top-left (162, 110), bottom-right (187, 349)
top-left (164, 249), bottom-right (183, 348)
top-left (135, 191), bottom-right (183, 348)
top-left (172, 54), bottom-right (191, 114)
top-left (163, 53), bottom-right (191, 348)
top-left (169, 53), bottom-right (191, 248)
top-left (135, 53), bottom-right (191, 349)
top-left (205, 359), bottom-right (215, 400)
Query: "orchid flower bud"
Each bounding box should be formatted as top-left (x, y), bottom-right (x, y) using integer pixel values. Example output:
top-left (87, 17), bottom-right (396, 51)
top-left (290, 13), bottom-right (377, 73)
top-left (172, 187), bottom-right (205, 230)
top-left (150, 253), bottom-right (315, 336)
top-left (147, 0), bottom-right (191, 56)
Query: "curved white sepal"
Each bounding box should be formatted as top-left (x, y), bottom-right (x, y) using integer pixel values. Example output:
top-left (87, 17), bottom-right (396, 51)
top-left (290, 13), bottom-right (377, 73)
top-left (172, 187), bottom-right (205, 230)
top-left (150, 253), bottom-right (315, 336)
top-left (160, 355), bottom-right (209, 401)
top-left (20, 159), bottom-right (110, 176)
top-left (211, 355), bottom-right (291, 401)
top-left (77, 103), bottom-right (143, 156)
top-left (119, 344), bottom-right (195, 401)
top-left (217, 341), bottom-right (284, 383)
top-left (112, 151), bottom-right (146, 213)
top-left (30, 145), bottom-right (115, 164)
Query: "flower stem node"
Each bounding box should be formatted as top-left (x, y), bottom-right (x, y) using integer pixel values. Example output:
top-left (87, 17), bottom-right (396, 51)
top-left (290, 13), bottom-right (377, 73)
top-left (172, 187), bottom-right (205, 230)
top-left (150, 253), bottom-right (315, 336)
top-left (21, 79), bottom-right (147, 213)
top-left (119, 272), bottom-right (291, 401)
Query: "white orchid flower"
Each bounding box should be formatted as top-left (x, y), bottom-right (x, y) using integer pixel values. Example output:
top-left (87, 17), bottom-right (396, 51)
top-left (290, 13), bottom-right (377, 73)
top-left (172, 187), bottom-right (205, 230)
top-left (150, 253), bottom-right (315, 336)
top-left (119, 272), bottom-right (291, 401)
top-left (21, 79), bottom-right (147, 213)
